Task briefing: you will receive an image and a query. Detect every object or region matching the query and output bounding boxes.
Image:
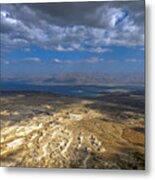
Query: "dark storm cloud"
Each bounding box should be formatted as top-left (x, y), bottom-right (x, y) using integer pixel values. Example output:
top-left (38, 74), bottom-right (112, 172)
top-left (20, 1), bottom-right (144, 29)
top-left (0, 1), bottom-right (145, 56)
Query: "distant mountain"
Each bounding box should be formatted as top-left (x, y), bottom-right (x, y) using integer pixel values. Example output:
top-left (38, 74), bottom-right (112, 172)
top-left (1, 72), bottom-right (144, 86)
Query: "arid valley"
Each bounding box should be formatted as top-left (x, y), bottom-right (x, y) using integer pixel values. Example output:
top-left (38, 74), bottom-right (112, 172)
top-left (0, 88), bottom-right (145, 169)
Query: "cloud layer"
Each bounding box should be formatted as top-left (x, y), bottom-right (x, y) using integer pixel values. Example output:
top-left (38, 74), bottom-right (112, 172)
top-left (1, 56), bottom-right (104, 65)
top-left (1, 1), bottom-right (144, 56)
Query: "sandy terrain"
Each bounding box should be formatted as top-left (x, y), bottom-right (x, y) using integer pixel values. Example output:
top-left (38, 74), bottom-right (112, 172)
top-left (0, 91), bottom-right (145, 169)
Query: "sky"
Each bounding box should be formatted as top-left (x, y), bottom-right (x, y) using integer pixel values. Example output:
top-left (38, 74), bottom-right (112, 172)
top-left (0, 1), bottom-right (145, 80)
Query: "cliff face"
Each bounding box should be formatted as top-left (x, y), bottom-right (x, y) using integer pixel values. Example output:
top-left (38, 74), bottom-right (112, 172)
top-left (0, 92), bottom-right (145, 169)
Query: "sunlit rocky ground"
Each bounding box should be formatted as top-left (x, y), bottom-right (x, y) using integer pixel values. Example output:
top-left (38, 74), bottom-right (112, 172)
top-left (0, 91), bottom-right (145, 169)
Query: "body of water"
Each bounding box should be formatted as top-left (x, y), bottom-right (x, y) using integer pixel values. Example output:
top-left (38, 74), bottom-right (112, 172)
top-left (0, 81), bottom-right (144, 98)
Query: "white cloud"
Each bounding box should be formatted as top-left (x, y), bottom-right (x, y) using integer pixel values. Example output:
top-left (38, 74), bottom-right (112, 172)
top-left (88, 47), bottom-right (112, 53)
top-left (108, 8), bottom-right (128, 27)
top-left (55, 45), bottom-right (74, 52)
top-left (125, 59), bottom-right (144, 63)
top-left (26, 57), bottom-right (41, 62)
top-left (51, 57), bottom-right (104, 64)
top-left (53, 58), bottom-right (61, 63)
top-left (1, 57), bottom-right (42, 64)
top-left (1, 10), bottom-right (19, 25)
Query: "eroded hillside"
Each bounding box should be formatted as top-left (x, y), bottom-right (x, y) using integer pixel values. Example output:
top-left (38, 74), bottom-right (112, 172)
top-left (0, 92), bottom-right (145, 169)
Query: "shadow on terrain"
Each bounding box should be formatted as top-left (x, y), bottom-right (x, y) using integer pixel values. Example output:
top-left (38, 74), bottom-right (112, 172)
top-left (69, 146), bottom-right (144, 170)
top-left (84, 92), bottom-right (144, 121)
top-left (0, 91), bottom-right (83, 124)
top-left (132, 127), bottom-right (145, 133)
